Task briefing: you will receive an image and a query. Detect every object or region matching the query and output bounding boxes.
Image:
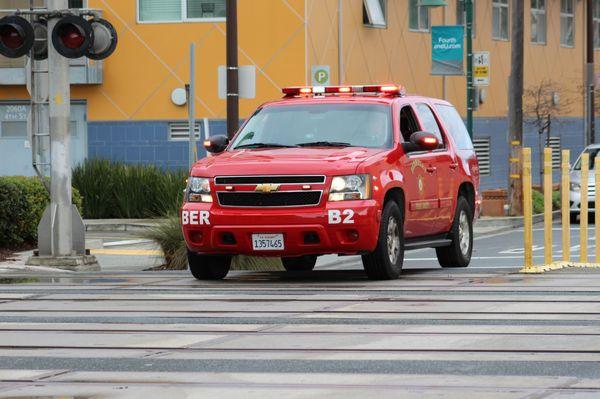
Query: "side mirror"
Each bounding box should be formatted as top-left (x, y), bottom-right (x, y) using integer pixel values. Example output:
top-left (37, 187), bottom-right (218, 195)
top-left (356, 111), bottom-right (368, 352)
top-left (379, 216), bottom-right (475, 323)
top-left (409, 131), bottom-right (439, 152)
top-left (203, 135), bottom-right (229, 154)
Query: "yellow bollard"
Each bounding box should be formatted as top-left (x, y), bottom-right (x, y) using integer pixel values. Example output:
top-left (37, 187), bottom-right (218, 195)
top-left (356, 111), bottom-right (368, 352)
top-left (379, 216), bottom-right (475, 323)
top-left (596, 156), bottom-right (600, 264)
top-left (522, 148), bottom-right (534, 271)
top-left (562, 150), bottom-right (571, 262)
top-left (544, 148), bottom-right (553, 265)
top-left (580, 153), bottom-right (589, 264)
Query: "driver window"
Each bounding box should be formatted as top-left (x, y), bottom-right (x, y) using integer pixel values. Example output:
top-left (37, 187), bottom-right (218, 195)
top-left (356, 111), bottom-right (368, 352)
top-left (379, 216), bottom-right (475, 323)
top-left (399, 106), bottom-right (419, 142)
top-left (415, 103), bottom-right (445, 148)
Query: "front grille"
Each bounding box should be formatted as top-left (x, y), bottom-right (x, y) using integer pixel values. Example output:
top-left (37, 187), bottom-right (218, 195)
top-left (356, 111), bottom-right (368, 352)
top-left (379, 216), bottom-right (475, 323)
top-left (215, 175), bottom-right (325, 185)
top-left (218, 191), bottom-right (322, 207)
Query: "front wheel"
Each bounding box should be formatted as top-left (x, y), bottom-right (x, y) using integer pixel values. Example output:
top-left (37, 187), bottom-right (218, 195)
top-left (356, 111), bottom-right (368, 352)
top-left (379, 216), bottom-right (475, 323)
top-left (282, 255), bottom-right (317, 271)
top-left (436, 196), bottom-right (473, 268)
top-left (361, 200), bottom-right (404, 280)
top-left (187, 250), bottom-right (231, 280)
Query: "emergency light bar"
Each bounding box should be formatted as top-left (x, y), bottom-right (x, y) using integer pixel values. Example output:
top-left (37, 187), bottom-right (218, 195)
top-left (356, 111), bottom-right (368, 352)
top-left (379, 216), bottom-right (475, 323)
top-left (282, 84), bottom-right (405, 97)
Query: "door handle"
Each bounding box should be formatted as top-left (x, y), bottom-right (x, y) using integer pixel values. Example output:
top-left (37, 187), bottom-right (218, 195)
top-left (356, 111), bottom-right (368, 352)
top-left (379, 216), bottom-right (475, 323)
top-left (426, 166), bottom-right (437, 173)
top-left (449, 163), bottom-right (459, 170)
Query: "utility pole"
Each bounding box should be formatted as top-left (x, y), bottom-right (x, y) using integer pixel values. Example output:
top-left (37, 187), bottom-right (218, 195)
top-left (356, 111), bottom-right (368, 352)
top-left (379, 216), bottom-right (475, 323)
top-left (338, 0), bottom-right (344, 85)
top-left (226, 0), bottom-right (239, 139)
top-left (586, 0), bottom-right (595, 145)
top-left (508, 0), bottom-right (525, 216)
top-left (466, 0), bottom-right (473, 137)
top-left (187, 43), bottom-right (196, 170)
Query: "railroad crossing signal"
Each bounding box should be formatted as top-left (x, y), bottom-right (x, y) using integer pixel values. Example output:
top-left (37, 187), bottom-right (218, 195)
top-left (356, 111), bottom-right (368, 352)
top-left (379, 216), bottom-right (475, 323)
top-left (0, 13), bottom-right (117, 60)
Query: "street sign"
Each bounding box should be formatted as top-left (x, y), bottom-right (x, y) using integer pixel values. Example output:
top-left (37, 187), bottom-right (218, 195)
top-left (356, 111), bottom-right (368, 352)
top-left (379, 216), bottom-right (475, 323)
top-left (218, 65), bottom-right (256, 99)
top-left (311, 65), bottom-right (330, 86)
top-left (473, 51), bottom-right (490, 86)
top-left (431, 25), bottom-right (464, 76)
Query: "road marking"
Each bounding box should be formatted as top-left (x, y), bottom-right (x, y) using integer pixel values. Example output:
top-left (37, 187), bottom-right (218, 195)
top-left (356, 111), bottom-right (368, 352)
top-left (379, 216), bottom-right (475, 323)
top-left (90, 249), bottom-right (162, 256)
top-left (103, 239), bottom-right (154, 247)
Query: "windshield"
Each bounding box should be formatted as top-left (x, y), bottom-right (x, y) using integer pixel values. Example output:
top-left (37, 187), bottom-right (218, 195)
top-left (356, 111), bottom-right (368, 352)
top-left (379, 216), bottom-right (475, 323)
top-left (231, 104), bottom-right (393, 150)
top-left (573, 148), bottom-right (600, 170)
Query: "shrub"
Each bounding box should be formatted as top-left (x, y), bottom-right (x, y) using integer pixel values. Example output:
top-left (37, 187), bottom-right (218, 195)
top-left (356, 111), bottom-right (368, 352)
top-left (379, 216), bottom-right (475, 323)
top-left (0, 176), bottom-right (83, 249)
top-left (532, 189), bottom-right (561, 214)
top-left (142, 216), bottom-right (283, 271)
top-left (73, 159), bottom-right (187, 219)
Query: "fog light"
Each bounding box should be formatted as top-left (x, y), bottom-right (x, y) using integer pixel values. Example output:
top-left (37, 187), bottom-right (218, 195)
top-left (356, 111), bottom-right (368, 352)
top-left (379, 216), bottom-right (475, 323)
top-left (189, 231), bottom-right (203, 243)
top-left (347, 230), bottom-right (359, 242)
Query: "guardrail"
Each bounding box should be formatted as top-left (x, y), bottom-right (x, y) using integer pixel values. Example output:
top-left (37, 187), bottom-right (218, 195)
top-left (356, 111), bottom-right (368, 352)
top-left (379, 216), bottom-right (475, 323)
top-left (521, 147), bottom-right (600, 273)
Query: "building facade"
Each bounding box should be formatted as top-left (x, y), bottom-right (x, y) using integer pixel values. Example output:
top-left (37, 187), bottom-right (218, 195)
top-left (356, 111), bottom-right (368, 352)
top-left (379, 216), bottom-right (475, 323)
top-left (1, 0), bottom-right (598, 189)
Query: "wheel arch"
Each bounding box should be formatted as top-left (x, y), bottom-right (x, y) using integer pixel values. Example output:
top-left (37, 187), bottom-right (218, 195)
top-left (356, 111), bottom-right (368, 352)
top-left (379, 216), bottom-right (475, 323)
top-left (383, 187), bottom-right (405, 212)
top-left (458, 181), bottom-right (475, 216)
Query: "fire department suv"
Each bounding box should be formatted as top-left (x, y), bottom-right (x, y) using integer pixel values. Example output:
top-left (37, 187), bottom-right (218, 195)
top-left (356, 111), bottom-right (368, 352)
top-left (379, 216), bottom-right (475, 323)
top-left (181, 84), bottom-right (481, 280)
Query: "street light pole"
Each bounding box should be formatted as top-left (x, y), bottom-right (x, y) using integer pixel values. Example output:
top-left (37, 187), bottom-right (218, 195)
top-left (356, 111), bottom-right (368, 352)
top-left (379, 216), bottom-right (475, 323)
top-left (226, 0), bottom-right (239, 139)
top-left (466, 0), bottom-right (473, 138)
top-left (586, 0), bottom-right (595, 145)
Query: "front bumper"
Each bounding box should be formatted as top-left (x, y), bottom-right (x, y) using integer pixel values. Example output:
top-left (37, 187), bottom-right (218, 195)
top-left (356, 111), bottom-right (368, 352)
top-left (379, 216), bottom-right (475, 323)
top-left (181, 200), bottom-right (381, 256)
top-left (570, 190), bottom-right (597, 213)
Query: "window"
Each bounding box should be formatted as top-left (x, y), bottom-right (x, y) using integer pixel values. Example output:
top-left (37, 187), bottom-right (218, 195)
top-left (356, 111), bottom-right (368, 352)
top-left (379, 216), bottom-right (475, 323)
top-left (472, 138), bottom-right (491, 176)
top-left (138, 0), bottom-right (226, 23)
top-left (456, 0), bottom-right (476, 37)
top-left (435, 104), bottom-right (473, 150)
top-left (399, 106), bottom-right (420, 143)
top-left (531, 0), bottom-right (547, 44)
top-left (595, 0), bottom-right (600, 49)
top-left (546, 136), bottom-right (561, 169)
top-left (415, 103), bottom-right (444, 147)
top-left (363, 0), bottom-right (387, 28)
top-left (0, 121), bottom-right (26, 138)
top-left (561, 0), bottom-right (575, 47)
top-left (69, 0), bottom-right (84, 7)
top-left (493, 0), bottom-right (509, 40)
top-left (409, 0), bottom-right (430, 32)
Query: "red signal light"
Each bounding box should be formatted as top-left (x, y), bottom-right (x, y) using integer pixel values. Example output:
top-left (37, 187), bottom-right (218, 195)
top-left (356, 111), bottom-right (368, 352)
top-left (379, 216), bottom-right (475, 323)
top-left (0, 25), bottom-right (24, 49)
top-left (0, 16), bottom-right (34, 58)
top-left (58, 24), bottom-right (85, 49)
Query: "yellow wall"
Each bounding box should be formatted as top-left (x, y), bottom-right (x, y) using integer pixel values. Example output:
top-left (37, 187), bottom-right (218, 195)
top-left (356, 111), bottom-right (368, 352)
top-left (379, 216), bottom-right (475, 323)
top-left (1, 0), bottom-right (597, 120)
top-left (307, 0), bottom-right (590, 118)
top-left (2, 0), bottom-right (307, 121)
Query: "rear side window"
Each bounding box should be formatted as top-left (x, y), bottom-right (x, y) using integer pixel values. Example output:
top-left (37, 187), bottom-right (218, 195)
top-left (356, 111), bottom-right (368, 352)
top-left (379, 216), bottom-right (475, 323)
top-left (435, 104), bottom-right (474, 149)
top-left (415, 103), bottom-right (444, 148)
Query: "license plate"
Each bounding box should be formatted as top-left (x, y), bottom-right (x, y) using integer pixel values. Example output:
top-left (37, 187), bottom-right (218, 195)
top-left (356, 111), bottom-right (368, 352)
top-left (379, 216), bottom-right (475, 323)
top-left (252, 233), bottom-right (284, 251)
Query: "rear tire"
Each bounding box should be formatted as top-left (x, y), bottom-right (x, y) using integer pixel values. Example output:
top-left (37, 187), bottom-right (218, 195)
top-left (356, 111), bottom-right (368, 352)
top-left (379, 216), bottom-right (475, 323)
top-left (436, 196), bottom-right (473, 268)
top-left (361, 200), bottom-right (404, 280)
top-left (570, 212), bottom-right (579, 224)
top-left (282, 255), bottom-right (317, 271)
top-left (187, 250), bottom-right (231, 280)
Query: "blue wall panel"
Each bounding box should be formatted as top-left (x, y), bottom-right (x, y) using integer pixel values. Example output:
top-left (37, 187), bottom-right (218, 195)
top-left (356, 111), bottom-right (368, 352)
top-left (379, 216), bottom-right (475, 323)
top-left (88, 118), bottom-right (590, 191)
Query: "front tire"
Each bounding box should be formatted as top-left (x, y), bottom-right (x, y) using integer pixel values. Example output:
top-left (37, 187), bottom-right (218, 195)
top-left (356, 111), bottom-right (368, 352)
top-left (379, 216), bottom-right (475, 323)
top-left (361, 200), bottom-right (404, 280)
top-left (187, 250), bottom-right (231, 280)
top-left (282, 255), bottom-right (317, 271)
top-left (436, 196), bottom-right (473, 268)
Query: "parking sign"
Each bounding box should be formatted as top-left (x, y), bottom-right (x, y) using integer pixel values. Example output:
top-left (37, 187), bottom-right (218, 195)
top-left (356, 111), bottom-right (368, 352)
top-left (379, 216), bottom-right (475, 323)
top-left (473, 52), bottom-right (490, 86)
top-left (311, 65), bottom-right (330, 86)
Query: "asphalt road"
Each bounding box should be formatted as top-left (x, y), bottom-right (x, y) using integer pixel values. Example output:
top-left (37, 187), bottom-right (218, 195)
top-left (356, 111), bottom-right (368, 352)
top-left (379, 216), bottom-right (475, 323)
top-left (0, 264), bottom-right (599, 397)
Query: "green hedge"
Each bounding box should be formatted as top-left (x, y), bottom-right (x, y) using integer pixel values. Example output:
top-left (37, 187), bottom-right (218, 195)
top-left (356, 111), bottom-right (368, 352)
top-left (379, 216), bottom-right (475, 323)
top-left (72, 159), bottom-right (188, 219)
top-left (0, 176), bottom-right (83, 249)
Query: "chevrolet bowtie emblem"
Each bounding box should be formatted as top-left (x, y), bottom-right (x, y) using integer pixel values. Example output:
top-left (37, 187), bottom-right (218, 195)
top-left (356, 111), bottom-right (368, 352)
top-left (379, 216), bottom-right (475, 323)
top-left (255, 183), bottom-right (281, 193)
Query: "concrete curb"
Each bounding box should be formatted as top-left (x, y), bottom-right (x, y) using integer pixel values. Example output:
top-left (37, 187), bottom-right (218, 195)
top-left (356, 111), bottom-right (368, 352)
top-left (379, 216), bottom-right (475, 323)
top-left (476, 210), bottom-right (561, 231)
top-left (84, 219), bottom-right (163, 232)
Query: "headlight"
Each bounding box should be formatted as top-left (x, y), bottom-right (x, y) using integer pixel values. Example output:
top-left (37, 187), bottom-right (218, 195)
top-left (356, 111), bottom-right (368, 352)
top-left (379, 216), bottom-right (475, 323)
top-left (570, 182), bottom-right (581, 192)
top-left (187, 177), bottom-right (212, 203)
top-left (328, 174), bottom-right (371, 201)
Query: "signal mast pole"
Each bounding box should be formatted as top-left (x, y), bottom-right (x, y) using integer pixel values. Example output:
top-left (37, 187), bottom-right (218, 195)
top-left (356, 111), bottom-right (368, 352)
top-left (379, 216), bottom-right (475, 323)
top-left (47, 0), bottom-right (73, 256)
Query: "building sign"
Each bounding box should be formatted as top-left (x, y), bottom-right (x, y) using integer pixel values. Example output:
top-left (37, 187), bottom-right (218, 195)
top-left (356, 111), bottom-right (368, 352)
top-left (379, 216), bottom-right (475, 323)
top-left (431, 25), bottom-right (464, 76)
top-left (311, 65), bottom-right (330, 86)
top-left (473, 51), bottom-right (490, 86)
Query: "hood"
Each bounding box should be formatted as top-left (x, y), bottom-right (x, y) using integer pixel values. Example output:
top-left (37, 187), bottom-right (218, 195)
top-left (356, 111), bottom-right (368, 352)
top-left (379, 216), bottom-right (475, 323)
top-left (570, 169), bottom-right (597, 186)
top-left (191, 147), bottom-right (386, 176)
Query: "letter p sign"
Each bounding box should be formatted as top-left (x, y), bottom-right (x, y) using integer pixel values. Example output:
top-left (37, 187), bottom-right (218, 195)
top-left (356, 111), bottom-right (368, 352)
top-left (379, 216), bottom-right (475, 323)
top-left (311, 65), bottom-right (330, 86)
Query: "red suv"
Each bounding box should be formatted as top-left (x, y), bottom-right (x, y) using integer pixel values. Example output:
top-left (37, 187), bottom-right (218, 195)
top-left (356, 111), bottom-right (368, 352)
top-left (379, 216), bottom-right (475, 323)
top-left (181, 85), bottom-right (481, 280)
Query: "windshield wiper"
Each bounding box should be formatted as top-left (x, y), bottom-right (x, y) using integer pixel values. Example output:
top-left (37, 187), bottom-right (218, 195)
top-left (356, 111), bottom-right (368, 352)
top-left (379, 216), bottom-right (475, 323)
top-left (296, 141), bottom-right (352, 147)
top-left (234, 142), bottom-right (297, 149)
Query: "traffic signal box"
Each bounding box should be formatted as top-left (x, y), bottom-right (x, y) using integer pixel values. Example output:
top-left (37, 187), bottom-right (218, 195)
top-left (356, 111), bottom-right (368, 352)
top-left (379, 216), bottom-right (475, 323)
top-left (0, 13), bottom-right (117, 60)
